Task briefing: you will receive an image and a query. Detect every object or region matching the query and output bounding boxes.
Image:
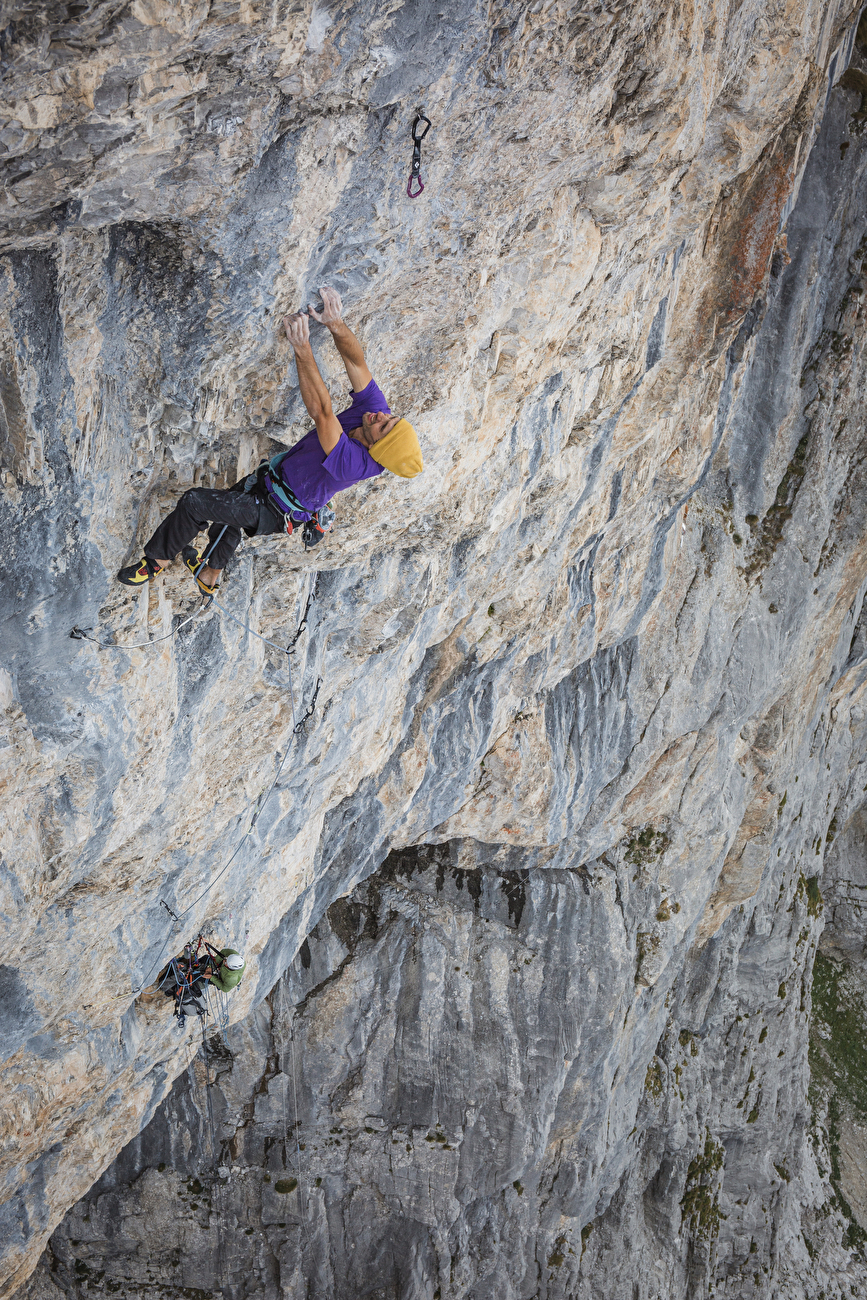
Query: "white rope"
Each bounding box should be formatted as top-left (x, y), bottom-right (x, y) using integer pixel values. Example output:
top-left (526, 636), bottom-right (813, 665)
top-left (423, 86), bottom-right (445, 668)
top-left (200, 1018), bottom-right (228, 1298)
top-left (71, 605), bottom-right (204, 650)
top-left (123, 573), bottom-right (307, 997)
top-left (280, 976), bottom-right (312, 1244)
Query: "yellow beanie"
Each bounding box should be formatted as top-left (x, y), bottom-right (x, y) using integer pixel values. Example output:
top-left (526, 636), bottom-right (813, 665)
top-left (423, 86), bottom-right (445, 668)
top-left (368, 418), bottom-right (424, 478)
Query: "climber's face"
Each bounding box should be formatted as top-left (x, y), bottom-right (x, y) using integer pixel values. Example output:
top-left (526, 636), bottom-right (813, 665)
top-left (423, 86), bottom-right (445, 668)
top-left (352, 410), bottom-right (399, 449)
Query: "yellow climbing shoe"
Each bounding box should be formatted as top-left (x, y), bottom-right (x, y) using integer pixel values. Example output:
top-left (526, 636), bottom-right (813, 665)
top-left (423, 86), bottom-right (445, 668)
top-left (195, 572), bottom-right (219, 596)
top-left (183, 546), bottom-right (219, 596)
top-left (183, 546), bottom-right (203, 574)
top-left (117, 556), bottom-right (167, 587)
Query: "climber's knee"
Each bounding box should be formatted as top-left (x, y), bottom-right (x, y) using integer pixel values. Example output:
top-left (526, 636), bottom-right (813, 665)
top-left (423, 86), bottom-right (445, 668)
top-left (177, 487), bottom-right (214, 526)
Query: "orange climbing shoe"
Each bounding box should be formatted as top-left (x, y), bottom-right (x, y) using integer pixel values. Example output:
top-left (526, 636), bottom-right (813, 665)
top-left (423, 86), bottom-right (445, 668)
top-left (183, 547), bottom-right (220, 596)
top-left (117, 556), bottom-right (167, 587)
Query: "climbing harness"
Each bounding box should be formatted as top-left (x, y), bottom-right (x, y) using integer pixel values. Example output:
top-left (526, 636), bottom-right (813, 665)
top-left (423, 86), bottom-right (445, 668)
top-left (261, 455), bottom-right (310, 523)
top-left (407, 114), bottom-right (432, 198)
top-left (258, 455), bottom-right (336, 549)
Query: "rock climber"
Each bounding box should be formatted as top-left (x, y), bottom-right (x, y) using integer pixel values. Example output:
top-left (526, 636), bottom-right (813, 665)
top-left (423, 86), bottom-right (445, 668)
top-left (117, 287), bottom-right (424, 594)
top-left (206, 948), bottom-right (246, 992)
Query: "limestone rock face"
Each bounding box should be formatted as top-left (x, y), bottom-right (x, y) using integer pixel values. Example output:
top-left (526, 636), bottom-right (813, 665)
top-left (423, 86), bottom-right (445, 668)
top-left (3, 0), bottom-right (867, 1296)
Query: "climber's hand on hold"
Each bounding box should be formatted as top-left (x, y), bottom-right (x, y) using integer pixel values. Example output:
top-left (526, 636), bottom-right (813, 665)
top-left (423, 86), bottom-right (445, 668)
top-left (287, 313), bottom-right (343, 455)
top-left (283, 312), bottom-right (311, 351)
top-left (308, 286), bottom-right (343, 328)
top-left (316, 287), bottom-right (373, 392)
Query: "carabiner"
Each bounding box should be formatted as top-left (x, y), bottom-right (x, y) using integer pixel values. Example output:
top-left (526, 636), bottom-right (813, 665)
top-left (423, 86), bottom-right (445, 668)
top-left (412, 114), bottom-right (431, 143)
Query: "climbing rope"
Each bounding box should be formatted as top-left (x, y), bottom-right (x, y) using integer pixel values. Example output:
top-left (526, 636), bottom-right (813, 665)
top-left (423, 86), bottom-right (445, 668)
top-left (279, 976), bottom-right (312, 1245)
top-left (201, 1019), bottom-right (229, 1298)
top-left (68, 525), bottom-right (228, 651)
top-left (407, 113), bottom-right (431, 198)
top-left (129, 666), bottom-right (300, 997)
top-left (201, 589), bottom-right (323, 731)
top-left (205, 590), bottom-right (301, 657)
top-left (110, 562), bottom-right (321, 998)
top-left (213, 984), bottom-right (231, 1044)
top-left (70, 606), bottom-right (203, 650)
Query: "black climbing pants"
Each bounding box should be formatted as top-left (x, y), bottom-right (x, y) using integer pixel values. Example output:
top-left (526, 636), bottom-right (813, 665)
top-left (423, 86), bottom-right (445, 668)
top-left (144, 480), bottom-right (285, 570)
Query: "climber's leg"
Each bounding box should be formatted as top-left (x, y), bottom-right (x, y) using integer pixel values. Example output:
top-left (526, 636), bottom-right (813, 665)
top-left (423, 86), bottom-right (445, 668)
top-left (143, 486), bottom-right (259, 567)
top-left (203, 517), bottom-right (240, 568)
top-left (183, 518), bottom-right (243, 593)
top-left (189, 488), bottom-right (285, 590)
top-left (118, 483), bottom-right (284, 590)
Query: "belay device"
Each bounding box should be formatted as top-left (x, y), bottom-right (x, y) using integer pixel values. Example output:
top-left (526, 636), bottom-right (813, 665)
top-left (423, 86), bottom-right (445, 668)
top-left (158, 934), bottom-right (226, 1029)
top-left (407, 113), bottom-right (432, 198)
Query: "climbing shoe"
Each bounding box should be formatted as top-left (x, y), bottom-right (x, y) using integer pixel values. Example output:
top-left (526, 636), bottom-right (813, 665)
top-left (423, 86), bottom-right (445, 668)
top-left (117, 556), bottom-right (167, 587)
top-left (183, 546), bottom-right (219, 596)
top-left (183, 545), bottom-right (203, 575)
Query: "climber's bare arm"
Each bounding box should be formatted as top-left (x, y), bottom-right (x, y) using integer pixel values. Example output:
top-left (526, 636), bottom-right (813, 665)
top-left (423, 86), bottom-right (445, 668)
top-left (283, 312), bottom-right (343, 455)
top-left (308, 286), bottom-right (373, 394)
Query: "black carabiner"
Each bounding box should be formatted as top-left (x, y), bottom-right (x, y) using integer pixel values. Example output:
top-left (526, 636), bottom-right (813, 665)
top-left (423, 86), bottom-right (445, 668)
top-left (412, 114), bottom-right (431, 144)
top-left (407, 114), bottom-right (432, 199)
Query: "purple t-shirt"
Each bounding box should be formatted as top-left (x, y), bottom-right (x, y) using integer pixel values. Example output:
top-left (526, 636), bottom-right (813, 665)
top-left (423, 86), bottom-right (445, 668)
top-left (273, 378), bottom-right (389, 520)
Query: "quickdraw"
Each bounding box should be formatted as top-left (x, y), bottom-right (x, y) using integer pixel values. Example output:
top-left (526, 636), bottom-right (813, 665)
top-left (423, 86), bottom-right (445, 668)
top-left (287, 576), bottom-right (317, 654)
top-left (160, 900), bottom-right (182, 925)
top-left (407, 114), bottom-right (431, 198)
top-left (294, 676), bottom-right (322, 735)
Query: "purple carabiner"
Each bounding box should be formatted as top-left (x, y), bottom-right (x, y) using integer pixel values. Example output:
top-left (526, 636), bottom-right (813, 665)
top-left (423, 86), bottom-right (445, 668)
top-left (407, 173), bottom-right (424, 199)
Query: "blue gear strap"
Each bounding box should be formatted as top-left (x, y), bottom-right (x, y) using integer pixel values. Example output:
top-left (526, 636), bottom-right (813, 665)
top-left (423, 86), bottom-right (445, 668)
top-left (265, 454), bottom-right (311, 518)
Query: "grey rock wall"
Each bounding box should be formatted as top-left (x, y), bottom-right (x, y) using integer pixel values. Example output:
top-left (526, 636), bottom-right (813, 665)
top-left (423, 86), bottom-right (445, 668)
top-left (3, 0), bottom-right (867, 1296)
top-left (17, 49), bottom-right (867, 1296)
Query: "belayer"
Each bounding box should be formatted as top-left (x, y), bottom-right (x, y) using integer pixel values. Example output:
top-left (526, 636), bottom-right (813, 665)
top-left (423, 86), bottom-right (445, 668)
top-left (159, 939), bottom-right (246, 1030)
top-left (118, 287), bottom-right (424, 594)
